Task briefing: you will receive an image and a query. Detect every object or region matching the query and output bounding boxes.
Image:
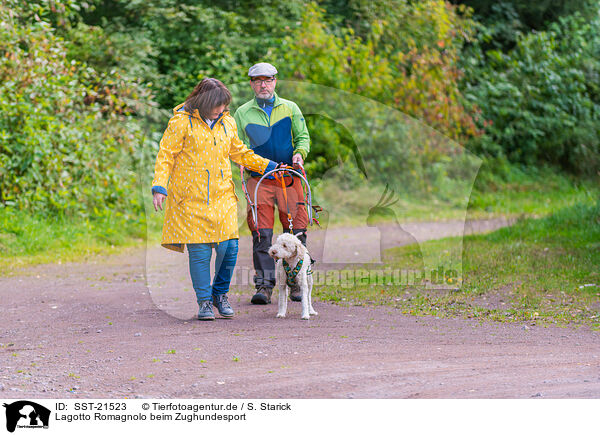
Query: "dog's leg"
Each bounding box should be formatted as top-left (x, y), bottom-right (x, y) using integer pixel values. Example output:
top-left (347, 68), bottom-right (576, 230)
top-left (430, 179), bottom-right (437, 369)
top-left (276, 285), bottom-right (288, 318)
top-left (300, 274), bottom-right (311, 320)
top-left (308, 274), bottom-right (318, 316)
top-left (276, 262), bottom-right (288, 318)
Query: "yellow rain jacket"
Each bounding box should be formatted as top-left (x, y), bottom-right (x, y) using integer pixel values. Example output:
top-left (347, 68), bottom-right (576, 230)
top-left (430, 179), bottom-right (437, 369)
top-left (152, 103), bottom-right (276, 252)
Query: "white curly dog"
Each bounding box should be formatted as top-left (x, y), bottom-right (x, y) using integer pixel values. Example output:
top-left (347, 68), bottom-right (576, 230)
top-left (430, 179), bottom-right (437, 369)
top-left (268, 232), bottom-right (318, 320)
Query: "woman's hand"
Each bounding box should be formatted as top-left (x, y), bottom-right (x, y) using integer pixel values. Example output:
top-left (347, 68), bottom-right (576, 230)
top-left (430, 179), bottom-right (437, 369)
top-left (153, 192), bottom-right (167, 211)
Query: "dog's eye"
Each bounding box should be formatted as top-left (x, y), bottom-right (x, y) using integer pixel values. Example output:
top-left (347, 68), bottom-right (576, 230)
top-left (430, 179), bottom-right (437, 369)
top-left (282, 243), bottom-right (287, 248)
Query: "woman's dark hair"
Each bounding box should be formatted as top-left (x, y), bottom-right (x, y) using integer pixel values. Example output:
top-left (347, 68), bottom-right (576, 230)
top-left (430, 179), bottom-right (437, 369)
top-left (184, 78), bottom-right (231, 118)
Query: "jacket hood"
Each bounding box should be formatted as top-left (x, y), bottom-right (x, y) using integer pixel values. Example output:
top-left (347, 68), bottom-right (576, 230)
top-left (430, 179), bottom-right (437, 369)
top-left (173, 102), bottom-right (187, 115)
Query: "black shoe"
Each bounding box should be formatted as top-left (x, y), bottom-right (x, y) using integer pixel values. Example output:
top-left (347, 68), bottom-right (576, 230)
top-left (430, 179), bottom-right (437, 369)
top-left (251, 286), bottom-right (272, 304)
top-left (289, 285), bottom-right (302, 302)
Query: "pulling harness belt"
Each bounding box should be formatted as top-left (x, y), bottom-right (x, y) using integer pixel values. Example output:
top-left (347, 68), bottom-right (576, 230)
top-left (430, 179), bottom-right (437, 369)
top-left (282, 258), bottom-right (313, 288)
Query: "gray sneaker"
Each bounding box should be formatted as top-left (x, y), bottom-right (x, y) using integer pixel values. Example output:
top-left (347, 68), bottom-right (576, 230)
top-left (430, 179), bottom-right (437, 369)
top-left (212, 294), bottom-right (234, 318)
top-left (197, 300), bottom-right (215, 321)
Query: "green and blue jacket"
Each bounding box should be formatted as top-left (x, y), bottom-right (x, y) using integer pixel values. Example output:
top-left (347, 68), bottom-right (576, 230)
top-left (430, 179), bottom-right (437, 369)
top-left (233, 92), bottom-right (310, 177)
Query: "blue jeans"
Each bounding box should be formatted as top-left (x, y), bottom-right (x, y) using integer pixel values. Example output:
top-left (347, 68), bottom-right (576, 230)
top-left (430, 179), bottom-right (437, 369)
top-left (187, 239), bottom-right (239, 304)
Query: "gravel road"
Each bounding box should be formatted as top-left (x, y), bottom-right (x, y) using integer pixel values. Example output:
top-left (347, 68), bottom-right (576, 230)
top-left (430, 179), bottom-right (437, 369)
top-left (1, 219), bottom-right (598, 398)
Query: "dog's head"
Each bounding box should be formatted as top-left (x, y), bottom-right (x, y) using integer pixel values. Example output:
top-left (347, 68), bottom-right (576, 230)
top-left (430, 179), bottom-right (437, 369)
top-left (268, 232), bottom-right (304, 261)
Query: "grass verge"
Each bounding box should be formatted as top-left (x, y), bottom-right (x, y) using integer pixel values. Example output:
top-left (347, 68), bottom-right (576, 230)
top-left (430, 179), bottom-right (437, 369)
top-left (307, 163), bottom-right (597, 227)
top-left (315, 200), bottom-right (600, 330)
top-left (0, 208), bottom-right (145, 275)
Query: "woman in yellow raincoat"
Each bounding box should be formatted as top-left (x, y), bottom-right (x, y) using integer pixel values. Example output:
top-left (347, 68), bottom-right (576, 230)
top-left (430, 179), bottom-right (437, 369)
top-left (152, 78), bottom-right (278, 320)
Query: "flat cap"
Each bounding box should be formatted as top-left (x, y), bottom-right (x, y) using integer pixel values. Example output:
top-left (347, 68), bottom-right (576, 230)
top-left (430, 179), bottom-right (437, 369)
top-left (248, 62), bottom-right (278, 77)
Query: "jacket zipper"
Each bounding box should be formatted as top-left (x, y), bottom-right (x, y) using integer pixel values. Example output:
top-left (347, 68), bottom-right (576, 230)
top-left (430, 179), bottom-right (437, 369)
top-left (256, 107), bottom-right (271, 126)
top-left (190, 113), bottom-right (227, 206)
top-left (211, 113), bottom-right (225, 146)
top-left (206, 169), bottom-right (210, 206)
top-left (255, 100), bottom-right (282, 127)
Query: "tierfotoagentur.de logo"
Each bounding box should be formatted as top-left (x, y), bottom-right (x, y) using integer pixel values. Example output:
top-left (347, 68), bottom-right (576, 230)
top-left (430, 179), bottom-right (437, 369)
top-left (3, 401), bottom-right (50, 433)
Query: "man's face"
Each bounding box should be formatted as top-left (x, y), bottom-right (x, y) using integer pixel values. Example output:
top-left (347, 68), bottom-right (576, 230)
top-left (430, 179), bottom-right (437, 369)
top-left (208, 104), bottom-right (226, 120)
top-left (250, 76), bottom-right (277, 99)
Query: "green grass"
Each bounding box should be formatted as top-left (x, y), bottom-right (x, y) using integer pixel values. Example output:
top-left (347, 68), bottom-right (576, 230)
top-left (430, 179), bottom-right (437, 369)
top-left (315, 199), bottom-right (600, 329)
top-left (467, 162), bottom-right (597, 219)
top-left (0, 208), bottom-right (145, 274)
top-left (309, 163), bottom-right (598, 227)
top-left (2, 163), bottom-right (598, 276)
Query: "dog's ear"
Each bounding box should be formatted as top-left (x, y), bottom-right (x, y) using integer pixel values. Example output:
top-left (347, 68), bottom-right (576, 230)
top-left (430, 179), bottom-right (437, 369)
top-left (295, 237), bottom-right (306, 258)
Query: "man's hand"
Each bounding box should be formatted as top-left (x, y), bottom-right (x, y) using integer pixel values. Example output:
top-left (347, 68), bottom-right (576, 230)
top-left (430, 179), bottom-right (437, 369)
top-left (153, 193), bottom-right (167, 211)
top-left (292, 153), bottom-right (304, 167)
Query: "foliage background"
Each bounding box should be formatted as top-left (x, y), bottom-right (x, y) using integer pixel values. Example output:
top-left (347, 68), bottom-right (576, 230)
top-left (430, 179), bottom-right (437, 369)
top-left (1, 0), bottom-right (598, 243)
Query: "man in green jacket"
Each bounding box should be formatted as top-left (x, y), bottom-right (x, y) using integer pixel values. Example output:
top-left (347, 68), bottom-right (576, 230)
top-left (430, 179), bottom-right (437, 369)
top-left (234, 62), bottom-right (311, 305)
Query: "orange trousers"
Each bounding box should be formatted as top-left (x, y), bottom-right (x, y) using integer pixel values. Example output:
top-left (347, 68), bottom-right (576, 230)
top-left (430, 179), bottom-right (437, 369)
top-left (245, 175), bottom-right (309, 232)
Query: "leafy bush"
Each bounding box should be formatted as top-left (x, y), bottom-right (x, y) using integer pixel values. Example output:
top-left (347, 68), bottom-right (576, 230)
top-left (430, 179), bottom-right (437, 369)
top-left (282, 1), bottom-right (481, 142)
top-left (278, 1), bottom-right (482, 194)
top-left (78, 0), bottom-right (305, 108)
top-left (3, 0), bottom-right (596, 233)
top-left (451, 0), bottom-right (599, 34)
top-left (0, 0), bottom-right (151, 217)
top-left (462, 10), bottom-right (600, 176)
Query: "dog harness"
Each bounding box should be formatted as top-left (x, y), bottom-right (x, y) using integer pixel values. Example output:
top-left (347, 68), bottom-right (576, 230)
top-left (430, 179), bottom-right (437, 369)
top-left (282, 258), bottom-right (312, 287)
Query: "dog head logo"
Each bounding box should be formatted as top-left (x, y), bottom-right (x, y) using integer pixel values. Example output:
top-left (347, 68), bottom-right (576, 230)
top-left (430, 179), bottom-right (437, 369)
top-left (3, 401), bottom-right (50, 433)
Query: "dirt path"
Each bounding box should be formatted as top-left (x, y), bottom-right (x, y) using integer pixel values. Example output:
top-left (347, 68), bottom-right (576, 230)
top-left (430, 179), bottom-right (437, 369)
top-left (1, 219), bottom-right (599, 398)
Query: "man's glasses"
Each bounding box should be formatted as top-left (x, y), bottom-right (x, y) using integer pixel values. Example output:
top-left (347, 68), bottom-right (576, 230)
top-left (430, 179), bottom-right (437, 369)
top-left (251, 78), bottom-right (275, 85)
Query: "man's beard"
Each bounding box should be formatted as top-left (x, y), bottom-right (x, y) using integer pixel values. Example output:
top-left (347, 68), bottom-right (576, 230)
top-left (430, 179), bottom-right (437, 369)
top-left (255, 90), bottom-right (274, 99)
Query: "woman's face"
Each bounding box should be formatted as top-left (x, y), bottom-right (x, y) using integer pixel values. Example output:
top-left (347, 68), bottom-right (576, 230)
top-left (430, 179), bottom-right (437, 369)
top-left (208, 104), bottom-right (226, 120)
